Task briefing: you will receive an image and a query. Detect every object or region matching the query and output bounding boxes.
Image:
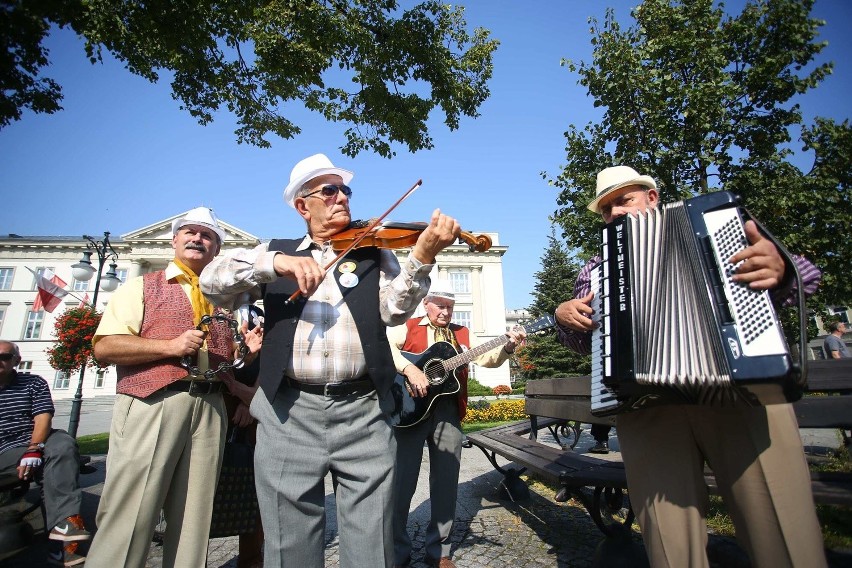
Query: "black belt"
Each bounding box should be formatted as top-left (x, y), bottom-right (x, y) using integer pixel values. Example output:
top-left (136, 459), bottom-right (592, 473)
top-left (283, 377), bottom-right (375, 397)
top-left (164, 380), bottom-right (226, 396)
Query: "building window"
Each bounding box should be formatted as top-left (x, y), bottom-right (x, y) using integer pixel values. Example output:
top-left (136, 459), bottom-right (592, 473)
top-left (0, 267), bottom-right (13, 290)
top-left (72, 278), bottom-right (89, 291)
top-left (95, 369), bottom-right (105, 388)
top-left (831, 307), bottom-right (850, 324)
top-left (23, 309), bottom-right (44, 339)
top-left (453, 310), bottom-right (471, 329)
top-left (18, 361), bottom-right (33, 370)
top-left (54, 371), bottom-right (71, 390)
top-left (0, 306), bottom-right (5, 334)
top-left (449, 272), bottom-right (470, 294)
top-left (115, 268), bottom-right (128, 283)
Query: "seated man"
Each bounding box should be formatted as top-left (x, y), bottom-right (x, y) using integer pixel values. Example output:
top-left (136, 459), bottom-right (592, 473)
top-left (0, 340), bottom-right (90, 567)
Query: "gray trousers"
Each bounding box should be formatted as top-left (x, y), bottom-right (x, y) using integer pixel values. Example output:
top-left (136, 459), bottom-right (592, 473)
top-left (393, 396), bottom-right (462, 564)
top-left (251, 385), bottom-right (396, 568)
top-left (0, 429), bottom-right (82, 530)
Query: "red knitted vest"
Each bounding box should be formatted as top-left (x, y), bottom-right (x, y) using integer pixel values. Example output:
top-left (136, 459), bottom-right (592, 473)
top-left (402, 319), bottom-right (471, 420)
top-left (116, 271), bottom-right (234, 398)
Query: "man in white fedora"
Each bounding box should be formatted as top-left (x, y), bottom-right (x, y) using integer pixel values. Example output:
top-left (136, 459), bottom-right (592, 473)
top-left (86, 206), bottom-right (263, 568)
top-left (554, 166), bottom-right (826, 567)
top-left (201, 153), bottom-right (462, 568)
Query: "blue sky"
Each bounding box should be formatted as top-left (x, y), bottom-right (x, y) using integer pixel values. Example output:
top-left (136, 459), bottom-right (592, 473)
top-left (1, 0), bottom-right (850, 309)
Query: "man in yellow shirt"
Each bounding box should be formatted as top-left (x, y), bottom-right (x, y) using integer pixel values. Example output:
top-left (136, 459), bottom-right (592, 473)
top-left (85, 207), bottom-right (261, 568)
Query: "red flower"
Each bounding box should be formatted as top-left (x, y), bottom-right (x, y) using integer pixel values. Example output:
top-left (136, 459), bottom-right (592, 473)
top-left (46, 306), bottom-right (103, 373)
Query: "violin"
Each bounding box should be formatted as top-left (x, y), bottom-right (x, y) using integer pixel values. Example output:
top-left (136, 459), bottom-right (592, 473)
top-left (285, 178), bottom-right (490, 304)
top-left (330, 221), bottom-right (492, 253)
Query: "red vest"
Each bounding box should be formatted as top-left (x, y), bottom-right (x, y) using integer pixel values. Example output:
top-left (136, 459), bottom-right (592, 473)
top-left (116, 271), bottom-right (234, 398)
top-left (402, 319), bottom-right (471, 420)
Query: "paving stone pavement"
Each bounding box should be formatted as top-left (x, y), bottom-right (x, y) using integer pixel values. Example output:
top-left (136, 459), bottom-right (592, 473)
top-left (2, 426), bottom-right (849, 567)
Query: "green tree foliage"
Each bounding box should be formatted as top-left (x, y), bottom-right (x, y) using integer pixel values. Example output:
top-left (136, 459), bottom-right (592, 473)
top-left (1, 0), bottom-right (498, 157)
top-left (548, 0), bottom-right (851, 315)
top-left (517, 229), bottom-right (590, 380)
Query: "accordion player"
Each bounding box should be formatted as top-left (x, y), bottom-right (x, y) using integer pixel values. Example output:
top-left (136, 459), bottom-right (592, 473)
top-left (590, 190), bottom-right (803, 417)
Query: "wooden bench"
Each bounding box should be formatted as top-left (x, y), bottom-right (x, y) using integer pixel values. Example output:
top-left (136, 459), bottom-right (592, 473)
top-left (466, 359), bottom-right (852, 537)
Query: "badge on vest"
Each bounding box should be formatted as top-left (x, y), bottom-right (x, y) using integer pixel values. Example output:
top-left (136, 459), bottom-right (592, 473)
top-left (338, 261), bottom-right (357, 274)
top-left (339, 272), bottom-right (359, 288)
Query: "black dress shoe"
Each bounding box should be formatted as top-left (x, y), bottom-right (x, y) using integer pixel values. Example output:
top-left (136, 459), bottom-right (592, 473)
top-left (590, 440), bottom-right (609, 454)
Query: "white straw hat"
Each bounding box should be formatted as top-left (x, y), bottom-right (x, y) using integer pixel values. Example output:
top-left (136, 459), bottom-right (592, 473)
top-left (282, 153), bottom-right (354, 208)
top-left (426, 279), bottom-right (455, 301)
top-left (588, 166), bottom-right (657, 213)
top-left (171, 206), bottom-right (225, 243)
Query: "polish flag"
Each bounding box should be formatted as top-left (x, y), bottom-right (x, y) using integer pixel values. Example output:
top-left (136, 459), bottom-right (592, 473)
top-left (78, 292), bottom-right (90, 308)
top-left (31, 268), bottom-right (69, 313)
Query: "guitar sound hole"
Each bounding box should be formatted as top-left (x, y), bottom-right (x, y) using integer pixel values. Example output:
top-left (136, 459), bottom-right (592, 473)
top-left (423, 360), bottom-right (448, 385)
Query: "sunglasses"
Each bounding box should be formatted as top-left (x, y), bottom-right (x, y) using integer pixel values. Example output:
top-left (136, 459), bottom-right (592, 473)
top-left (303, 184), bottom-right (353, 200)
top-left (0, 353), bottom-right (15, 361)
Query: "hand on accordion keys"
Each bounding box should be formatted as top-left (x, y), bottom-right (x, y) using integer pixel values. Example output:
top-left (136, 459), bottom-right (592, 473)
top-left (555, 291), bottom-right (598, 333)
top-left (728, 220), bottom-right (787, 291)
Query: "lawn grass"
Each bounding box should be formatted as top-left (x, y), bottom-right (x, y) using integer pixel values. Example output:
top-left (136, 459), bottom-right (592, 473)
top-left (76, 432), bottom-right (109, 455)
top-left (462, 421), bottom-right (509, 434)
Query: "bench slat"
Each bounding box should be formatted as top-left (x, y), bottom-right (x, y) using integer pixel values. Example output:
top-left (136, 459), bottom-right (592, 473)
top-left (806, 359), bottom-right (852, 392)
top-left (795, 396), bottom-right (852, 429)
top-left (525, 398), bottom-right (616, 427)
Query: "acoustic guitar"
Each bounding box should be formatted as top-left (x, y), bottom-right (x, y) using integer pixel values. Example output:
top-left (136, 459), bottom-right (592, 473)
top-left (390, 315), bottom-right (555, 428)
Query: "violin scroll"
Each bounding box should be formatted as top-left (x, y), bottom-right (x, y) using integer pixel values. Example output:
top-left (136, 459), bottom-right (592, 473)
top-left (459, 231), bottom-right (492, 253)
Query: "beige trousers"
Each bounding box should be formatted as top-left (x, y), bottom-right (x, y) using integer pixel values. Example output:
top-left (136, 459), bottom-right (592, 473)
top-left (85, 390), bottom-right (226, 568)
top-left (617, 402), bottom-right (826, 568)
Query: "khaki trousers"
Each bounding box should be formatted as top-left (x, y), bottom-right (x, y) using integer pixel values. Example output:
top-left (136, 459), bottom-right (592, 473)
top-left (617, 402), bottom-right (826, 568)
top-left (85, 390), bottom-right (226, 568)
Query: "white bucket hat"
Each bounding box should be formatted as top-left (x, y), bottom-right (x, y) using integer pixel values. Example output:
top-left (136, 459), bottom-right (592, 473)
top-left (426, 279), bottom-right (456, 302)
top-left (283, 153), bottom-right (354, 208)
top-left (588, 166), bottom-right (657, 213)
top-left (171, 206), bottom-right (226, 243)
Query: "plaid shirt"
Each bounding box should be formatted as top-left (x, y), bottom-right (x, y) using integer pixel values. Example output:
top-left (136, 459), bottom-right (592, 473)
top-left (201, 236), bottom-right (434, 384)
top-left (556, 253), bottom-right (822, 355)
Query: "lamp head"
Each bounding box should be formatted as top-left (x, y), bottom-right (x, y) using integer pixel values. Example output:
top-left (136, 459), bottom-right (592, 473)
top-left (71, 251), bottom-right (96, 282)
top-left (100, 262), bottom-right (121, 292)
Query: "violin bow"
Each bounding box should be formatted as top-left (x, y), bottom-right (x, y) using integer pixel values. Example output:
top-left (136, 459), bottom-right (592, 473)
top-left (285, 179), bottom-right (423, 304)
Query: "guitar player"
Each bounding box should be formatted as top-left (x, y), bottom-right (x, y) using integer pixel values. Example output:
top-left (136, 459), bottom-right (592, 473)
top-left (387, 280), bottom-right (526, 568)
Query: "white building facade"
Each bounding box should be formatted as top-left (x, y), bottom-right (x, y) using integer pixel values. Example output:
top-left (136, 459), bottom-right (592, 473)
top-left (0, 213), bottom-right (515, 401)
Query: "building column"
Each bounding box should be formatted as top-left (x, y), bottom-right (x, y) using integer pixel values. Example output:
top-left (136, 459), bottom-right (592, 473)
top-left (471, 266), bottom-right (484, 333)
top-left (129, 259), bottom-right (148, 279)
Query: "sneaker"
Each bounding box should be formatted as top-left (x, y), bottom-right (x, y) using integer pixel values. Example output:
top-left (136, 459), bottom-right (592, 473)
top-left (49, 514), bottom-right (91, 542)
top-left (47, 541), bottom-right (86, 566)
top-left (590, 440), bottom-right (609, 454)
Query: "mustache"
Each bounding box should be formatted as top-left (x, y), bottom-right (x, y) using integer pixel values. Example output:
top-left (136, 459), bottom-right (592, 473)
top-left (185, 242), bottom-right (207, 252)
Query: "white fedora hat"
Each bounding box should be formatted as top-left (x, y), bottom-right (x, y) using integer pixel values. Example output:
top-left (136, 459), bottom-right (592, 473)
top-left (426, 279), bottom-right (455, 301)
top-left (172, 206), bottom-right (226, 243)
top-left (588, 166), bottom-right (657, 213)
top-left (282, 153), bottom-right (354, 208)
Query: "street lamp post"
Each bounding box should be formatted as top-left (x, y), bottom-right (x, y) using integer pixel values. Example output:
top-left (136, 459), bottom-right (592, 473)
top-left (67, 231), bottom-right (122, 438)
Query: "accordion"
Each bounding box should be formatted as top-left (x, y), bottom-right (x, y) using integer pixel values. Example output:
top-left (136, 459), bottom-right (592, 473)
top-left (590, 191), bottom-right (801, 417)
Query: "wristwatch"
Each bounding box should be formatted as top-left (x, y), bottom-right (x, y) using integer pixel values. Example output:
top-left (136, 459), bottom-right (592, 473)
top-left (29, 442), bottom-right (45, 450)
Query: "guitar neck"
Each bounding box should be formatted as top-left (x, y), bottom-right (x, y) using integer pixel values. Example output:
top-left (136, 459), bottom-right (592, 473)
top-left (441, 335), bottom-right (509, 373)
